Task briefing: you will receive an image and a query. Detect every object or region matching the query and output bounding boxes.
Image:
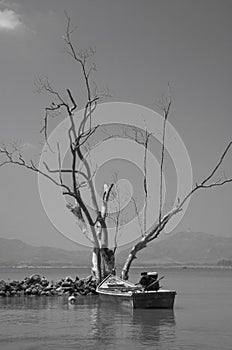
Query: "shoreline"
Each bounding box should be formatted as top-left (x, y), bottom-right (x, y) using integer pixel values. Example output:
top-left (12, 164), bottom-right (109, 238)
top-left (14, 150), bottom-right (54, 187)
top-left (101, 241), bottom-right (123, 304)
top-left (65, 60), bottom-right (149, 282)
top-left (0, 264), bottom-right (231, 269)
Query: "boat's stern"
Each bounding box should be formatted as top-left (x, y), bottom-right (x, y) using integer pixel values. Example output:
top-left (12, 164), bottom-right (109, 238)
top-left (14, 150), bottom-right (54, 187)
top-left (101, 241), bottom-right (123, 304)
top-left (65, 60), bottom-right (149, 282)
top-left (132, 289), bottom-right (177, 309)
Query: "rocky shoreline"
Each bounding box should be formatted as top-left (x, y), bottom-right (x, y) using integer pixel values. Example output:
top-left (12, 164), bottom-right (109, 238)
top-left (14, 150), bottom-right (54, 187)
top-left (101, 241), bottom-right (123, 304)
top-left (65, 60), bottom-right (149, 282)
top-left (0, 274), bottom-right (97, 297)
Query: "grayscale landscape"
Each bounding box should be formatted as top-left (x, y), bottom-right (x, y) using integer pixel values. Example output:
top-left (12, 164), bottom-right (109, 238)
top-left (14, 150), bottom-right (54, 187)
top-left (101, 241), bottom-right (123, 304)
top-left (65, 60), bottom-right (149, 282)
top-left (0, 1), bottom-right (232, 349)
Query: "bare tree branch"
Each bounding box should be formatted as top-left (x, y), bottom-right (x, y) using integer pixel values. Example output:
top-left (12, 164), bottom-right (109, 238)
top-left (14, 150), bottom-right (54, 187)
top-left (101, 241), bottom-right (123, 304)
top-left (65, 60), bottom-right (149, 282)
top-left (121, 139), bottom-right (232, 280)
top-left (67, 202), bottom-right (94, 244)
top-left (201, 141), bottom-right (232, 186)
top-left (131, 195), bottom-right (143, 237)
top-left (63, 11), bottom-right (94, 102)
top-left (143, 129), bottom-right (152, 234)
top-left (0, 145), bottom-right (72, 194)
top-left (42, 162), bottom-right (88, 181)
top-left (159, 96), bottom-right (172, 225)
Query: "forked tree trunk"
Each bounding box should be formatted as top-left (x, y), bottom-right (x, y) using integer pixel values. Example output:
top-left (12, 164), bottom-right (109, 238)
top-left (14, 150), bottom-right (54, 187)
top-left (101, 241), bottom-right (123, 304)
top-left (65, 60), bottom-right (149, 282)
top-left (92, 184), bottom-right (115, 282)
top-left (92, 245), bottom-right (115, 281)
top-left (92, 247), bottom-right (102, 283)
top-left (100, 248), bottom-right (115, 278)
top-left (120, 207), bottom-right (181, 280)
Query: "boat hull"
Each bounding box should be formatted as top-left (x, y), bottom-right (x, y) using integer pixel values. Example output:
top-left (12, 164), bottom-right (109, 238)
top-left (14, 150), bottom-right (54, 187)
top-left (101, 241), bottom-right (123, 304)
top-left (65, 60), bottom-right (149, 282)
top-left (97, 289), bottom-right (176, 309)
top-left (132, 290), bottom-right (176, 309)
top-left (96, 275), bottom-right (176, 309)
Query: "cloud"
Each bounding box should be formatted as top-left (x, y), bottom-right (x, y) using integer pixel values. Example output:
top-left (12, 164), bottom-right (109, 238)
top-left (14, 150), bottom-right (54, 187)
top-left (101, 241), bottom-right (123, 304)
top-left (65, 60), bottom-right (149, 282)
top-left (0, 8), bottom-right (23, 30)
top-left (0, 0), bottom-right (19, 10)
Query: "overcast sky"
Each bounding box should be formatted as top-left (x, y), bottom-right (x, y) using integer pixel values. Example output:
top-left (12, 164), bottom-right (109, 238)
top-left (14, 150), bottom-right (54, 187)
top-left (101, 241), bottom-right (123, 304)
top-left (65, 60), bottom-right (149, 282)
top-left (0, 0), bottom-right (232, 250)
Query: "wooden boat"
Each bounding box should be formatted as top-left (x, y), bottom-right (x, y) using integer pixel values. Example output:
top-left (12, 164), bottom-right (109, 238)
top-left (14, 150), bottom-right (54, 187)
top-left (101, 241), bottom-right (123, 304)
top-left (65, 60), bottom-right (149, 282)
top-left (96, 274), bottom-right (176, 309)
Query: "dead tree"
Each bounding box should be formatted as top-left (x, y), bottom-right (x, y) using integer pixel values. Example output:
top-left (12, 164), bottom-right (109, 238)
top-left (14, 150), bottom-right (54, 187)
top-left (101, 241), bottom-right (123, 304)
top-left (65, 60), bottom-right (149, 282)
top-left (0, 15), bottom-right (232, 283)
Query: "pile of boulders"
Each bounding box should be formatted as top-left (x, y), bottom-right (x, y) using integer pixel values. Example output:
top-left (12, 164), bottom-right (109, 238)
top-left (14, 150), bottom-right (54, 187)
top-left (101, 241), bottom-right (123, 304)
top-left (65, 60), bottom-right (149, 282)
top-left (0, 274), bottom-right (97, 297)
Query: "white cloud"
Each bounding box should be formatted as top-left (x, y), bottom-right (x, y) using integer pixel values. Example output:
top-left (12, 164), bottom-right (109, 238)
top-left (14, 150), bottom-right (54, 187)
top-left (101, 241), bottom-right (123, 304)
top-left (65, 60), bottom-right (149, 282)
top-left (0, 8), bottom-right (22, 30)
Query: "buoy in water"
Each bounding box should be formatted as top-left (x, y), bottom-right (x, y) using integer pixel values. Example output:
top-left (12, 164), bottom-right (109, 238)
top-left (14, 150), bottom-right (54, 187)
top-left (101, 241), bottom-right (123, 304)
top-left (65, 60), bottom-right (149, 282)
top-left (68, 295), bottom-right (76, 304)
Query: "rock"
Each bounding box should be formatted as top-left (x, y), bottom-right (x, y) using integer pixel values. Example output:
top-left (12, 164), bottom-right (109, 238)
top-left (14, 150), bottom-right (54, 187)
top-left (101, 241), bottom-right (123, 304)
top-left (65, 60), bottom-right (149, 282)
top-left (65, 276), bottom-right (73, 283)
top-left (50, 289), bottom-right (57, 296)
top-left (41, 278), bottom-right (49, 287)
top-left (5, 284), bottom-right (12, 292)
top-left (23, 277), bottom-right (30, 284)
top-left (25, 288), bottom-right (32, 295)
top-left (90, 287), bottom-right (97, 294)
top-left (84, 287), bottom-right (90, 294)
top-left (84, 275), bottom-right (93, 284)
top-left (61, 281), bottom-right (72, 288)
top-left (20, 283), bottom-right (28, 290)
top-left (55, 280), bottom-right (63, 287)
top-left (0, 273), bottom-right (97, 297)
top-left (75, 280), bottom-right (84, 288)
top-left (30, 274), bottom-right (41, 284)
top-left (17, 291), bottom-right (23, 296)
top-left (10, 280), bottom-right (19, 287)
top-left (44, 285), bottom-right (52, 291)
top-left (31, 288), bottom-right (38, 295)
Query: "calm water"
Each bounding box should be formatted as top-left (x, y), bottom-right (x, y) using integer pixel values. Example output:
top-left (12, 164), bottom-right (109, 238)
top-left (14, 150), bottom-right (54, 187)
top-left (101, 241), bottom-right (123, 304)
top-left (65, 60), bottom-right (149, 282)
top-left (0, 267), bottom-right (232, 350)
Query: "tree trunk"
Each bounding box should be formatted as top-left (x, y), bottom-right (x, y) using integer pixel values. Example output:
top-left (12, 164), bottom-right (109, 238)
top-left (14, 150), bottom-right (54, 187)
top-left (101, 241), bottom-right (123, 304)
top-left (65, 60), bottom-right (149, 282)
top-left (100, 248), bottom-right (116, 278)
top-left (121, 240), bottom-right (147, 280)
top-left (92, 247), bottom-right (102, 283)
top-left (93, 183), bottom-right (115, 282)
top-left (120, 207), bottom-right (182, 280)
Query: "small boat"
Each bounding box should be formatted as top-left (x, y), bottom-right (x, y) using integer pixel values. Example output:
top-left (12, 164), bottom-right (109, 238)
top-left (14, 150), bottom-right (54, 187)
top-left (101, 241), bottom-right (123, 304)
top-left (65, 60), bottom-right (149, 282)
top-left (96, 274), bottom-right (176, 309)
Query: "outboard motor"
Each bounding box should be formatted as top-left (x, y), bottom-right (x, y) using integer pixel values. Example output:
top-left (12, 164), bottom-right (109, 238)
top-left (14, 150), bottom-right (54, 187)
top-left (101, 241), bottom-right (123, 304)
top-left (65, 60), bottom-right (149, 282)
top-left (139, 271), bottom-right (160, 291)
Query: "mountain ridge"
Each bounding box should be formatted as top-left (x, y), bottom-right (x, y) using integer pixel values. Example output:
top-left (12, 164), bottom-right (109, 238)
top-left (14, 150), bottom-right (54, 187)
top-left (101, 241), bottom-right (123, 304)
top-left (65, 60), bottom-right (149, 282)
top-left (0, 236), bottom-right (91, 267)
top-left (0, 231), bottom-right (232, 267)
top-left (117, 231), bottom-right (232, 265)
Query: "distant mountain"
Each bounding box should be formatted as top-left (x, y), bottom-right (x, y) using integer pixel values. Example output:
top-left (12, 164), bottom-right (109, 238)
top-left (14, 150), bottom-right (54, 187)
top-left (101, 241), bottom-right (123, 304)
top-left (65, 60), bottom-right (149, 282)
top-left (1, 232), bottom-right (232, 267)
top-left (0, 237), bottom-right (92, 267)
top-left (117, 231), bottom-right (232, 266)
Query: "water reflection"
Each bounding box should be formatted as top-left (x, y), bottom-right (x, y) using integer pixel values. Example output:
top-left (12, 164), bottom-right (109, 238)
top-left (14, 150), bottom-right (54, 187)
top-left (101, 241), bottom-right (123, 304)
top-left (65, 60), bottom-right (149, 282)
top-left (131, 309), bottom-right (175, 346)
top-left (0, 296), bottom-right (176, 349)
top-left (0, 294), bottom-right (99, 310)
top-left (88, 301), bottom-right (176, 348)
top-left (0, 295), bottom-right (69, 310)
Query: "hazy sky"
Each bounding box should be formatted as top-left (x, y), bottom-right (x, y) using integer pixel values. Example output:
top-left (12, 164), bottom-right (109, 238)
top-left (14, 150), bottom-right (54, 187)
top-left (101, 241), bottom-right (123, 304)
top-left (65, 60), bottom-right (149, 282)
top-left (0, 0), bottom-right (232, 250)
